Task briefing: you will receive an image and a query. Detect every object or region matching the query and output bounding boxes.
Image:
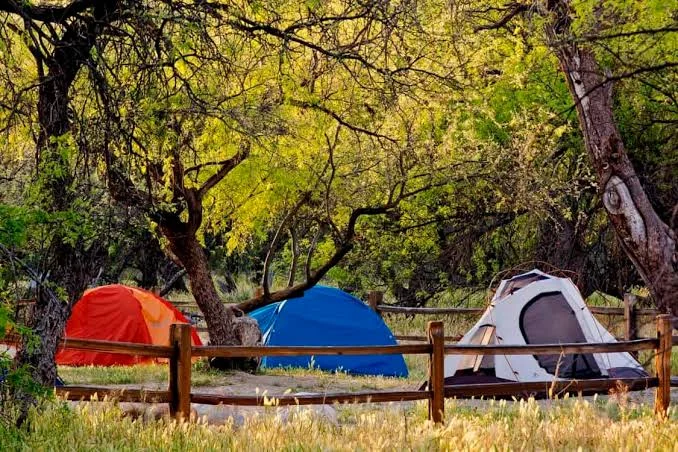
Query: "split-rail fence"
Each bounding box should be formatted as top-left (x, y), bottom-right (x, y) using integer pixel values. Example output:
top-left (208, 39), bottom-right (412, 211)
top-left (364, 291), bottom-right (665, 344)
top-left (177, 291), bottom-right (662, 344)
top-left (43, 315), bottom-right (677, 423)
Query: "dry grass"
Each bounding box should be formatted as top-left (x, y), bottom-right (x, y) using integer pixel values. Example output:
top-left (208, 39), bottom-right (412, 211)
top-left (2, 396), bottom-right (677, 451)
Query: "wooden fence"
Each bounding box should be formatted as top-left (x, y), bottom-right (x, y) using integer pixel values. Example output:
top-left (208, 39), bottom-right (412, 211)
top-left (370, 292), bottom-right (665, 344)
top-left (50, 315), bottom-right (676, 423)
top-left (178, 291), bottom-right (663, 343)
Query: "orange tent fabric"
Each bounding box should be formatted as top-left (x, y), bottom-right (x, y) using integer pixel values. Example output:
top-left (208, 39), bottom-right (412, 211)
top-left (56, 285), bottom-right (202, 366)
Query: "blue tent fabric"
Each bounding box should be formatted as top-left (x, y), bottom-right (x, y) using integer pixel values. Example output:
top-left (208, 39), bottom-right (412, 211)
top-left (250, 286), bottom-right (408, 377)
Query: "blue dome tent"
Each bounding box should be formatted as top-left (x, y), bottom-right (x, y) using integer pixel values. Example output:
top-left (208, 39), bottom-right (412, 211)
top-left (249, 286), bottom-right (408, 377)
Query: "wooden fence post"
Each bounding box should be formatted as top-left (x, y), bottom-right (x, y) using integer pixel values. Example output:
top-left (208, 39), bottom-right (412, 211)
top-left (427, 320), bottom-right (445, 424)
top-left (624, 294), bottom-right (638, 358)
top-left (654, 314), bottom-right (672, 418)
top-left (368, 291), bottom-right (383, 315)
top-left (169, 323), bottom-right (192, 420)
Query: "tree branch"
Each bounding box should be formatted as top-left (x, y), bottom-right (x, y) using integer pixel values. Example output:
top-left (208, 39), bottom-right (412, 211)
top-left (287, 226), bottom-right (299, 287)
top-left (474, 3), bottom-right (529, 31)
top-left (261, 193), bottom-right (310, 298)
top-left (0, 0), bottom-right (100, 23)
top-left (197, 143), bottom-right (250, 198)
top-left (237, 200), bottom-right (400, 312)
top-left (289, 99), bottom-right (397, 144)
top-left (159, 268), bottom-right (187, 297)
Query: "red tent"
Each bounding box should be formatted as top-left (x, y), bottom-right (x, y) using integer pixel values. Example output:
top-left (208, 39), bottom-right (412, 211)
top-left (57, 285), bottom-right (202, 366)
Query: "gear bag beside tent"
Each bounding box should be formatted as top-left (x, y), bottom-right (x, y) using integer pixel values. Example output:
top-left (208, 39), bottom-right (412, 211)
top-left (444, 270), bottom-right (647, 386)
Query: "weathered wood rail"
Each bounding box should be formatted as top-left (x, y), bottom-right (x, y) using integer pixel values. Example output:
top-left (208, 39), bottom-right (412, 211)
top-left (46, 315), bottom-right (676, 424)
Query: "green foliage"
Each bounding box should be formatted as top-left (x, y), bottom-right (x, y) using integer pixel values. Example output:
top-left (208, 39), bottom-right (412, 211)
top-left (0, 0), bottom-right (676, 310)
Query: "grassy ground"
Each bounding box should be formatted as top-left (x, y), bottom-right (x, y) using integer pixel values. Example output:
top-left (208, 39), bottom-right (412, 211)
top-left (2, 397), bottom-right (677, 451)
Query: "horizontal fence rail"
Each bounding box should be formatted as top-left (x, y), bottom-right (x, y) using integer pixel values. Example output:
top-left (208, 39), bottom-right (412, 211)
top-left (443, 339), bottom-right (658, 356)
top-left (192, 344), bottom-right (432, 358)
top-left (2, 334), bottom-right (174, 358)
top-left (60, 339), bottom-right (174, 358)
top-left (375, 304), bottom-right (662, 317)
top-left (443, 377), bottom-right (659, 399)
top-left (56, 386), bottom-right (171, 403)
top-left (376, 305), bottom-right (485, 315)
top-left (395, 334), bottom-right (463, 342)
top-left (190, 390), bottom-right (431, 406)
top-left (588, 306), bottom-right (661, 316)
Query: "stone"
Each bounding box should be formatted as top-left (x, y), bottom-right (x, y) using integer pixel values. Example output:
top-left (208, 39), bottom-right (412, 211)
top-left (233, 316), bottom-right (261, 346)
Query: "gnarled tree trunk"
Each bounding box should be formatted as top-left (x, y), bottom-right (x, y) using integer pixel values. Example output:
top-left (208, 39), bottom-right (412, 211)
top-left (161, 220), bottom-right (239, 346)
top-left (156, 184), bottom-right (260, 363)
top-left (11, 2), bottom-right (121, 422)
top-left (547, 2), bottom-right (678, 317)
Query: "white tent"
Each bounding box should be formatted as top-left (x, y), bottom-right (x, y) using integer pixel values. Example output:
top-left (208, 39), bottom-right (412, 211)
top-left (444, 270), bottom-right (646, 385)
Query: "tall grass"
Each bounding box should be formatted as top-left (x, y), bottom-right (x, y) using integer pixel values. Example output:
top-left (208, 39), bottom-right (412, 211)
top-left (1, 397), bottom-right (676, 451)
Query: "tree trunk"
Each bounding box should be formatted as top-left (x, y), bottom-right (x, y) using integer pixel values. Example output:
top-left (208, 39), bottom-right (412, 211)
top-left (14, 5), bottom-right (120, 411)
top-left (547, 9), bottom-right (678, 317)
top-left (161, 221), bottom-right (239, 346)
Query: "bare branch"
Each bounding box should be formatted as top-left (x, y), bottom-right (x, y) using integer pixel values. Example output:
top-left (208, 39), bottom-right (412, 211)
top-left (287, 226), bottom-right (299, 287)
top-left (159, 268), bottom-right (187, 297)
top-left (0, 0), bottom-right (100, 23)
top-left (261, 193), bottom-right (310, 297)
top-left (290, 99), bottom-right (397, 144)
top-left (197, 142), bottom-right (250, 198)
top-left (474, 3), bottom-right (528, 32)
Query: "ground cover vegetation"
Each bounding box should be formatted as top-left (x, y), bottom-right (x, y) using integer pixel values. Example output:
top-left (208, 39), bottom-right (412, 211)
top-left (0, 0), bottom-right (676, 441)
top-left (1, 397), bottom-right (677, 451)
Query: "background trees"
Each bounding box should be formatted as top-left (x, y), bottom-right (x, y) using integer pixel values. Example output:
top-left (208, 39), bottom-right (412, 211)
top-left (334, 0), bottom-right (677, 311)
top-left (0, 0), bottom-right (465, 378)
top-left (459, 0), bottom-right (678, 315)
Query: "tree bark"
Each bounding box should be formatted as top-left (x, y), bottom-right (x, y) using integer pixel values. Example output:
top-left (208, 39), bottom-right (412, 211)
top-left (547, 2), bottom-right (678, 317)
top-left (13, 4), bottom-right (121, 409)
top-left (236, 241), bottom-right (354, 312)
top-left (161, 219), bottom-right (239, 346)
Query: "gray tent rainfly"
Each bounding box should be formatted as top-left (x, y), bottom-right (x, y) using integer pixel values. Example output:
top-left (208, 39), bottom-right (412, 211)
top-left (444, 270), bottom-right (647, 386)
